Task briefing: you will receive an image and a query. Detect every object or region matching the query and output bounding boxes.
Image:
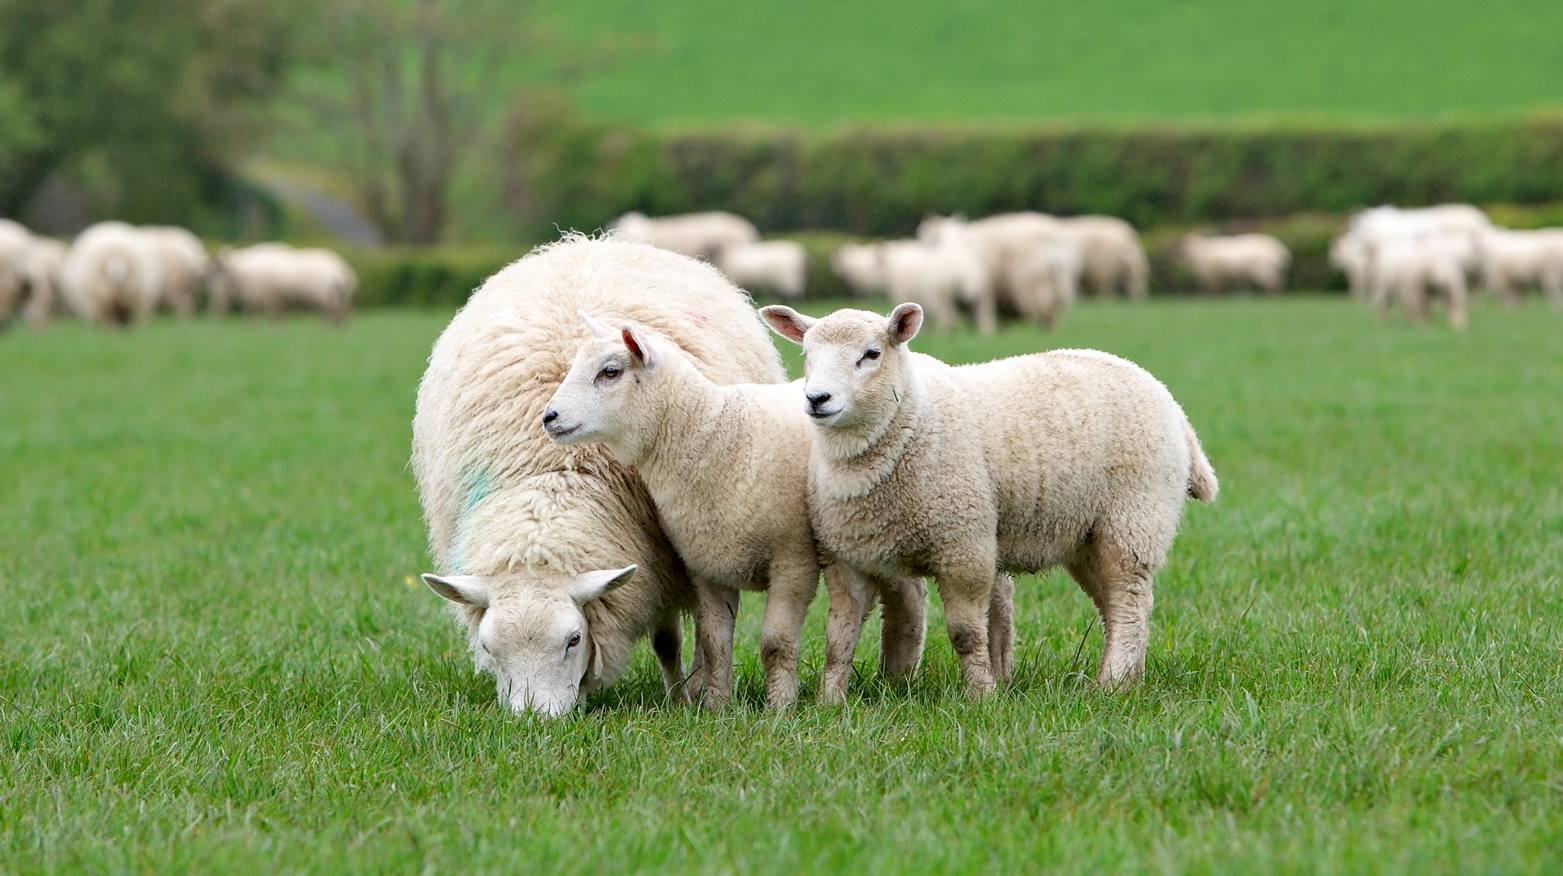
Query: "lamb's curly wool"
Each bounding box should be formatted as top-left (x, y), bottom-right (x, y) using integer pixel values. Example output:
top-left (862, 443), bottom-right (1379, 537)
top-left (412, 236), bottom-right (786, 716)
top-left (763, 302), bottom-right (1217, 698)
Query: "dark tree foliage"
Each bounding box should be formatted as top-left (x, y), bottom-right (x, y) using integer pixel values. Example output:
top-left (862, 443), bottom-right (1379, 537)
top-left (0, 0), bottom-right (301, 229)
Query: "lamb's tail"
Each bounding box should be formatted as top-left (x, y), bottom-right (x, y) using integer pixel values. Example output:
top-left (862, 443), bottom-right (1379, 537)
top-left (1183, 416), bottom-right (1219, 503)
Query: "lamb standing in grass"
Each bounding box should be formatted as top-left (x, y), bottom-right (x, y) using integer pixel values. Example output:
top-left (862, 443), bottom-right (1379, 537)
top-left (1479, 228), bottom-right (1563, 307)
top-left (413, 236), bottom-right (789, 717)
top-left (1058, 215), bottom-right (1149, 300)
top-left (543, 314), bottom-right (926, 707)
top-left (1181, 234), bottom-right (1290, 293)
top-left (1368, 235), bottom-right (1469, 329)
top-left (608, 211), bottom-right (760, 261)
top-left (762, 302), bottom-right (1218, 697)
top-left (714, 239), bottom-right (808, 300)
top-left (880, 239), bottom-right (996, 335)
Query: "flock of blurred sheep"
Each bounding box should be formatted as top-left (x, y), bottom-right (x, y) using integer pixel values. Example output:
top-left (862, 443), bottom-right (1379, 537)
top-left (613, 205), bottom-right (1563, 332)
top-left (0, 219), bottom-right (355, 330)
top-left (5, 203), bottom-right (1560, 334)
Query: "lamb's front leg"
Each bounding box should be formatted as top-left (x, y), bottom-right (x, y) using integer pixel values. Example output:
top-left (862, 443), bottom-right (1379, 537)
top-left (987, 572), bottom-right (1015, 684)
top-left (878, 576), bottom-right (927, 680)
top-left (936, 561), bottom-right (997, 699)
top-left (820, 564), bottom-right (875, 704)
top-left (759, 553), bottom-right (820, 708)
top-left (694, 580), bottom-right (740, 709)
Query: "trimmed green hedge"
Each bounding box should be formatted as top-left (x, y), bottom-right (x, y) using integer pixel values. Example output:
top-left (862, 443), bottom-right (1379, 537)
top-left (503, 107), bottom-right (1563, 240)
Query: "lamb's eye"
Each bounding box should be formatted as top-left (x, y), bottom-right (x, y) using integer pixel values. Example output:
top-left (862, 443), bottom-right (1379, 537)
top-left (859, 348), bottom-right (881, 365)
top-left (567, 632), bottom-right (582, 649)
top-left (598, 365), bottom-right (622, 380)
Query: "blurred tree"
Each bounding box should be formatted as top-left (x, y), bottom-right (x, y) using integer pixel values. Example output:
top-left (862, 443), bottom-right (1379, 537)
top-left (307, 0), bottom-right (543, 245)
top-left (0, 0), bottom-right (302, 229)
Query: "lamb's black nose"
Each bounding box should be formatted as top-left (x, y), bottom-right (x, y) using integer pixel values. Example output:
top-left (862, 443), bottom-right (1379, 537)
top-left (807, 391), bottom-right (832, 410)
top-left (542, 410), bottom-right (559, 425)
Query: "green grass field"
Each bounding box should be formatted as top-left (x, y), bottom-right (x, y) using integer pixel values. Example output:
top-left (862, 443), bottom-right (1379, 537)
top-left (3, 297), bottom-right (1562, 873)
top-left (537, 0), bottom-right (1563, 125)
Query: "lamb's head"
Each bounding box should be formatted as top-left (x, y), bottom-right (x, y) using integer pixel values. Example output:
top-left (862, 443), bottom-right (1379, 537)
top-left (761, 302), bottom-right (922, 434)
top-left (542, 312), bottom-right (669, 466)
top-left (422, 565), bottom-right (637, 718)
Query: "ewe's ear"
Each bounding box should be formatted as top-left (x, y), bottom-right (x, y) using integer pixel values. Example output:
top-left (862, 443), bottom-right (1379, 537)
top-left (578, 310), bottom-right (616, 339)
top-left (760, 305), bottom-right (814, 345)
top-left (621, 324), bottom-right (660, 369)
top-left (569, 565), bottom-right (637, 605)
top-left (423, 573), bottom-right (491, 607)
top-left (887, 302), bottom-right (923, 345)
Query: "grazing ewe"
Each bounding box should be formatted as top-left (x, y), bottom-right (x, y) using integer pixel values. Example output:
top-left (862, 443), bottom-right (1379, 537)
top-left (412, 236), bottom-right (788, 717)
top-left (1479, 228), bottom-right (1563, 308)
top-left (608, 211), bottom-right (760, 261)
top-left (210, 244), bottom-right (356, 324)
top-left (141, 226), bottom-right (211, 318)
top-left (1368, 235), bottom-right (1469, 329)
top-left (714, 239), bottom-right (808, 300)
top-left (920, 213), bottom-right (1080, 329)
top-left (60, 222), bottom-right (163, 327)
top-left (830, 242), bottom-right (888, 298)
top-left (544, 314), bottom-right (927, 707)
top-left (1058, 215), bottom-right (1149, 300)
top-left (761, 302), bottom-right (1218, 698)
top-left (1181, 234), bottom-right (1290, 293)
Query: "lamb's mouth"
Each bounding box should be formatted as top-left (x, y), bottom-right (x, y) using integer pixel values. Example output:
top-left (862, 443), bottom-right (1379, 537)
top-left (545, 423), bottom-right (582, 441)
top-left (808, 408), bottom-right (842, 423)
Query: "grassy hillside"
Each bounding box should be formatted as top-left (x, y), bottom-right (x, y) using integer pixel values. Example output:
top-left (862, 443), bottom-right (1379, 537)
top-left (538, 0), bottom-right (1563, 125)
top-left (3, 298), bottom-right (1562, 871)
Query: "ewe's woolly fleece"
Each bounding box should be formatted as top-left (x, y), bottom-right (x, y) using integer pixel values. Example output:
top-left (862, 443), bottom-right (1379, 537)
top-left (412, 236), bottom-right (786, 684)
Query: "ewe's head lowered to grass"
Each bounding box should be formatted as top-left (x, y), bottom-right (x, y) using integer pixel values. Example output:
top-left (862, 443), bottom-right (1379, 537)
top-left (421, 564), bottom-right (637, 718)
top-left (761, 303), bottom-right (924, 451)
top-left (540, 312), bottom-right (673, 467)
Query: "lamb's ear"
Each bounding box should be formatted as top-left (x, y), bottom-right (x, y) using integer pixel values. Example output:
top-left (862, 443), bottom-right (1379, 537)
top-left (760, 305), bottom-right (814, 344)
top-left (423, 573), bottom-right (491, 607)
top-left (887, 302), bottom-right (923, 345)
top-left (568, 565), bottom-right (637, 605)
top-left (578, 310), bottom-right (616, 339)
top-left (620, 324), bottom-right (660, 369)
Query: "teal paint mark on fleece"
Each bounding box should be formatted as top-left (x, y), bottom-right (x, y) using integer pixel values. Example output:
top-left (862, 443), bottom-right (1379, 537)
top-left (450, 467), bottom-right (491, 574)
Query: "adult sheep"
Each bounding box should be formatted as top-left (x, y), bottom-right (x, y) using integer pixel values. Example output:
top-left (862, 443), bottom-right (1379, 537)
top-left (0, 220), bottom-right (29, 328)
top-left (607, 211), bottom-right (759, 261)
top-left (412, 236), bottom-right (788, 717)
top-left (714, 239), bottom-right (808, 300)
top-left (141, 226), bottom-right (211, 318)
top-left (1058, 215), bottom-right (1148, 300)
top-left (1478, 228), bottom-right (1563, 307)
top-left (761, 302), bottom-right (1218, 698)
top-left (210, 243), bottom-right (355, 324)
top-left (60, 221), bottom-right (163, 327)
top-left (919, 213), bottom-right (1080, 329)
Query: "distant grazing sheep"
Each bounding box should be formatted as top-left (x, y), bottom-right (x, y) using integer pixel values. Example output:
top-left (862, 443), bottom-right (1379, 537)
top-left (762, 302), bottom-right (1217, 698)
top-left (880, 239), bottom-right (996, 335)
top-left (830, 242), bottom-right (888, 298)
top-left (412, 236), bottom-right (788, 717)
top-left (1181, 234), bottom-right (1290, 293)
top-left (714, 240), bottom-right (808, 300)
top-left (210, 243), bottom-right (356, 324)
top-left (0, 220), bottom-right (29, 329)
top-left (1058, 215), bottom-right (1149, 300)
top-left (1368, 236), bottom-right (1469, 329)
top-left (1478, 228), bottom-right (1563, 308)
top-left (60, 221), bottom-right (163, 327)
top-left (607, 211), bottom-right (759, 260)
top-left (919, 213), bottom-right (1080, 329)
top-left (140, 226), bottom-right (211, 318)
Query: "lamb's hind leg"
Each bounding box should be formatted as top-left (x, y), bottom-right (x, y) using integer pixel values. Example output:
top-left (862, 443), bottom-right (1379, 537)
top-left (878, 576), bottom-right (928, 681)
top-left (650, 613), bottom-right (687, 703)
top-left (820, 564), bottom-right (875, 704)
top-left (759, 554), bottom-right (820, 709)
top-left (987, 572), bottom-right (1015, 684)
top-left (935, 562), bottom-right (997, 699)
top-left (1067, 544), bottom-right (1155, 689)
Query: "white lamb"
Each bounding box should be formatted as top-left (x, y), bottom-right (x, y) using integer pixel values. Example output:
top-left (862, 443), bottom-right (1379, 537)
top-left (714, 239), bottom-right (808, 300)
top-left (830, 242), bottom-right (887, 298)
top-left (140, 226), bottom-right (211, 318)
top-left (919, 213), bottom-right (1080, 329)
top-left (1368, 235), bottom-right (1469, 329)
top-left (60, 221), bottom-right (163, 327)
top-left (543, 314), bottom-right (926, 707)
top-left (1478, 228), bottom-right (1563, 308)
top-left (1058, 215), bottom-right (1149, 300)
top-left (607, 211), bottom-right (760, 260)
top-left (761, 302), bottom-right (1218, 699)
top-left (1181, 234), bottom-right (1290, 293)
top-left (412, 236), bottom-right (789, 717)
top-left (880, 239), bottom-right (996, 335)
top-left (210, 243), bottom-right (356, 324)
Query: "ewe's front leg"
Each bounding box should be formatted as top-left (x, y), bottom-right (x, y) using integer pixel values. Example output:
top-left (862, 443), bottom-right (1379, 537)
top-left (878, 577), bottom-right (928, 680)
top-left (935, 563), bottom-right (997, 699)
top-left (820, 564), bottom-right (876, 704)
top-left (694, 580), bottom-right (740, 709)
top-left (759, 555), bottom-right (820, 708)
top-left (987, 572), bottom-right (1015, 685)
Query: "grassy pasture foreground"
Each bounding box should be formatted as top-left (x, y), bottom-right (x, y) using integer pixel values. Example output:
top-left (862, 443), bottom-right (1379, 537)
top-left (2, 298), bottom-right (1562, 873)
